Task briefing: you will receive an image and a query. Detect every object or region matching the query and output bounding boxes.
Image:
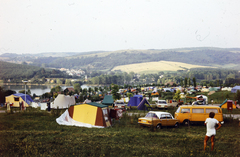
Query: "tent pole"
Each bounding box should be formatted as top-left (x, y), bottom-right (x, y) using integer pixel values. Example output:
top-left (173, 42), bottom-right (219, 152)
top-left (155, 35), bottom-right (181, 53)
top-left (22, 80), bottom-right (28, 110)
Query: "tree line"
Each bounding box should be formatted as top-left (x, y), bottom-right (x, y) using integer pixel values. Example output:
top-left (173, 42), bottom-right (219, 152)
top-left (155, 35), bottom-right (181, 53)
top-left (0, 61), bottom-right (70, 83)
top-left (88, 69), bottom-right (240, 87)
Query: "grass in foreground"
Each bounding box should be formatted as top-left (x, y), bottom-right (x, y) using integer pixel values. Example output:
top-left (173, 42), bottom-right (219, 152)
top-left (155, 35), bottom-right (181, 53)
top-left (0, 109), bottom-right (239, 157)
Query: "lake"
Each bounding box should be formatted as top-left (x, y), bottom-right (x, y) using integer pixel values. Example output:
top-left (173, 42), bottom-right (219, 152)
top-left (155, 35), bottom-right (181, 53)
top-left (1, 84), bottom-right (90, 96)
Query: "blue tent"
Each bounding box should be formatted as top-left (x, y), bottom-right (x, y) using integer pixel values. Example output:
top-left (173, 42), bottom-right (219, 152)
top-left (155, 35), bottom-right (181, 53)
top-left (13, 93), bottom-right (33, 105)
top-left (127, 95), bottom-right (143, 106)
top-left (137, 98), bottom-right (151, 110)
top-left (231, 86), bottom-right (240, 93)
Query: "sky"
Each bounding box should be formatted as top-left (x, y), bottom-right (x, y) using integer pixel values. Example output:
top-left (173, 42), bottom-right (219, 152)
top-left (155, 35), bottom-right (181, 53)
top-left (0, 0), bottom-right (240, 54)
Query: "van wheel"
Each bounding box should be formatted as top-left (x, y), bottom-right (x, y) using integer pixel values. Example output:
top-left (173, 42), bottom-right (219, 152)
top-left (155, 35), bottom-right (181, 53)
top-left (175, 122), bottom-right (179, 128)
top-left (156, 124), bottom-right (162, 129)
top-left (183, 120), bottom-right (190, 126)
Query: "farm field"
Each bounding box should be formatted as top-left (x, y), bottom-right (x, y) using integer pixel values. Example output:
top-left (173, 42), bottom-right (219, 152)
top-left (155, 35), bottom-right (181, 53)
top-left (0, 108), bottom-right (239, 157)
top-left (111, 61), bottom-right (214, 73)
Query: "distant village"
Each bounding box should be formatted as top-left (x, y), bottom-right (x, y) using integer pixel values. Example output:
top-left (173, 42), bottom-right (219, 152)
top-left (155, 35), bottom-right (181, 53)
top-left (59, 68), bottom-right (85, 77)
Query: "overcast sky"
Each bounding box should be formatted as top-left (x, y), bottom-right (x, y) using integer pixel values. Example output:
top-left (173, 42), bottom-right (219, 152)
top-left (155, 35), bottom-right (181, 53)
top-left (0, 0), bottom-right (240, 54)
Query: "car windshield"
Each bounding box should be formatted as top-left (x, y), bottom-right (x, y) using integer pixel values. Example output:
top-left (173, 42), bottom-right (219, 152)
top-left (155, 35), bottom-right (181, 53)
top-left (116, 101), bottom-right (124, 104)
top-left (176, 107), bottom-right (180, 113)
top-left (158, 101), bottom-right (166, 104)
top-left (145, 113), bottom-right (158, 119)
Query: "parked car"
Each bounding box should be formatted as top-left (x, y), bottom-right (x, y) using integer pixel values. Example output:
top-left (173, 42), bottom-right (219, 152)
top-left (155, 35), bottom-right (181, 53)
top-left (155, 100), bottom-right (168, 109)
top-left (138, 111), bottom-right (180, 129)
top-left (175, 105), bottom-right (224, 125)
top-left (114, 100), bottom-right (127, 109)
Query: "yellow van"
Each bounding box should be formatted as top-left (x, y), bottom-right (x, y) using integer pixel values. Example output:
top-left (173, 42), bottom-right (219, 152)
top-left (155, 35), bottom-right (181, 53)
top-left (174, 105), bottom-right (224, 125)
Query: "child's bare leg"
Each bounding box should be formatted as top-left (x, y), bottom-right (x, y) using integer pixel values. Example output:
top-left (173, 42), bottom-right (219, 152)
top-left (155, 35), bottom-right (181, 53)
top-left (204, 136), bottom-right (209, 151)
top-left (211, 136), bottom-right (215, 151)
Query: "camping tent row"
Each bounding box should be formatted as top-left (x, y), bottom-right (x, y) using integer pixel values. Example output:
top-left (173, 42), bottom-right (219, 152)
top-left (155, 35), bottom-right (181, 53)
top-left (5, 93), bottom-right (33, 107)
top-left (51, 94), bottom-right (76, 109)
top-left (56, 102), bottom-right (112, 128)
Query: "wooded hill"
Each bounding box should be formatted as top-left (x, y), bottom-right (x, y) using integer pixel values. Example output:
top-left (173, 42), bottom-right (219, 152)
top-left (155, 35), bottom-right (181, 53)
top-left (0, 61), bottom-right (67, 82)
top-left (1, 47), bottom-right (240, 71)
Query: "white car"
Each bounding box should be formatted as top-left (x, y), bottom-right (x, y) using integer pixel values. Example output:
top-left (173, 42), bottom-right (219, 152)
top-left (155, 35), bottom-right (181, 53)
top-left (156, 100), bottom-right (168, 109)
top-left (114, 100), bottom-right (127, 108)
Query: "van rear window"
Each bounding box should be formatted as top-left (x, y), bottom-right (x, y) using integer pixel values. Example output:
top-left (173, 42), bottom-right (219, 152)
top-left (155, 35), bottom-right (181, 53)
top-left (192, 109), bottom-right (204, 113)
top-left (206, 109), bottom-right (218, 113)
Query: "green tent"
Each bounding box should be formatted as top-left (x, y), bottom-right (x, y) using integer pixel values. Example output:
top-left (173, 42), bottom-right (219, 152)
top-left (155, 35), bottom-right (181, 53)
top-left (102, 95), bottom-right (114, 106)
top-left (209, 87), bottom-right (219, 91)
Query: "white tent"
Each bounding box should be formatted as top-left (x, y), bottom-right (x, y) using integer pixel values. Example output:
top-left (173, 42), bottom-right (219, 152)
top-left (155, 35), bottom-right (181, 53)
top-left (40, 103), bottom-right (47, 110)
top-left (221, 87), bottom-right (232, 91)
top-left (31, 102), bottom-right (40, 108)
top-left (83, 99), bottom-right (91, 103)
top-left (51, 94), bottom-right (76, 109)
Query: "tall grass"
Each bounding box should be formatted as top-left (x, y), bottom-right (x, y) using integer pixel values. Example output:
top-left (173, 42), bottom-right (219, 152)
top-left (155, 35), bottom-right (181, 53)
top-left (0, 109), bottom-right (239, 157)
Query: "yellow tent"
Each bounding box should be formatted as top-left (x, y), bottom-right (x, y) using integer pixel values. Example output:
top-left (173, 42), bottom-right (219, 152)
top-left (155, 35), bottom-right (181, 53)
top-left (219, 99), bottom-right (236, 109)
top-left (151, 92), bottom-right (159, 96)
top-left (5, 93), bottom-right (33, 107)
top-left (56, 102), bottom-right (112, 128)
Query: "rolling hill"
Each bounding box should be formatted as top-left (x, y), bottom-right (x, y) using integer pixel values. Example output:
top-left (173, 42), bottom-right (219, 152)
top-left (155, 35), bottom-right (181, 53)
top-left (0, 47), bottom-right (240, 73)
top-left (111, 61), bottom-right (215, 73)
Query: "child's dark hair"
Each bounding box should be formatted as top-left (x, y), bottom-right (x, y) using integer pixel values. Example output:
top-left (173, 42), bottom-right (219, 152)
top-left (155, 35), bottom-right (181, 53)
top-left (209, 112), bottom-right (215, 118)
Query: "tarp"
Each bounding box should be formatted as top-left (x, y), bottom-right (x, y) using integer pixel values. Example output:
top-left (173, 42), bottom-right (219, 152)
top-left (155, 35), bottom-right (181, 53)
top-left (209, 87), bottom-right (220, 91)
top-left (231, 86), bottom-right (240, 93)
top-left (196, 95), bottom-right (208, 104)
top-left (102, 95), bottom-right (114, 106)
top-left (56, 102), bottom-right (111, 128)
top-left (137, 98), bottom-right (151, 110)
top-left (201, 88), bottom-right (209, 92)
top-left (5, 93), bottom-right (33, 107)
top-left (127, 95), bottom-right (143, 106)
top-left (84, 99), bottom-right (91, 103)
top-left (51, 94), bottom-right (76, 109)
top-left (123, 97), bottom-right (129, 103)
top-left (221, 87), bottom-right (232, 91)
top-left (31, 102), bottom-right (40, 108)
top-left (163, 88), bottom-right (174, 92)
top-left (40, 103), bottom-right (47, 110)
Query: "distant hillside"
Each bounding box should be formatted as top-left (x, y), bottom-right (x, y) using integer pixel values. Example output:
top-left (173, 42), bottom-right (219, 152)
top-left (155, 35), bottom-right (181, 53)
top-left (0, 61), bottom-right (66, 81)
top-left (1, 47), bottom-right (240, 72)
top-left (111, 61), bottom-right (215, 74)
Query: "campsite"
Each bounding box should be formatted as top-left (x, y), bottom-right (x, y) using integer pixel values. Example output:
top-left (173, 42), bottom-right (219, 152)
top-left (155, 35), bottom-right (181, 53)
top-left (0, 106), bottom-right (239, 157)
top-left (1, 0), bottom-right (240, 156)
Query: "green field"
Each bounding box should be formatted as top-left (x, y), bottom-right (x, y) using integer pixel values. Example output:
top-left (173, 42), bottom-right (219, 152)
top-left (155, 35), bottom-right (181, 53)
top-left (0, 108), bottom-right (239, 157)
top-left (111, 61), bottom-right (213, 74)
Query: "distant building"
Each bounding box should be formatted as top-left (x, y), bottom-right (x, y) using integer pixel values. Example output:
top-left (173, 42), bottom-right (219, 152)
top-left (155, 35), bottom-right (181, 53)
top-left (165, 82), bottom-right (176, 86)
top-left (64, 87), bottom-right (74, 93)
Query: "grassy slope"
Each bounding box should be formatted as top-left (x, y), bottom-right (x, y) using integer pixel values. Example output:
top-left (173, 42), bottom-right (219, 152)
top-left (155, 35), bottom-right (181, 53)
top-left (111, 61), bottom-right (214, 73)
top-left (0, 109), bottom-right (239, 157)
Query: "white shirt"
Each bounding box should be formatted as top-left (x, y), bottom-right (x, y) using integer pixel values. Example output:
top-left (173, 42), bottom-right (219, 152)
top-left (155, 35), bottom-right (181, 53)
top-left (205, 118), bottom-right (219, 137)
